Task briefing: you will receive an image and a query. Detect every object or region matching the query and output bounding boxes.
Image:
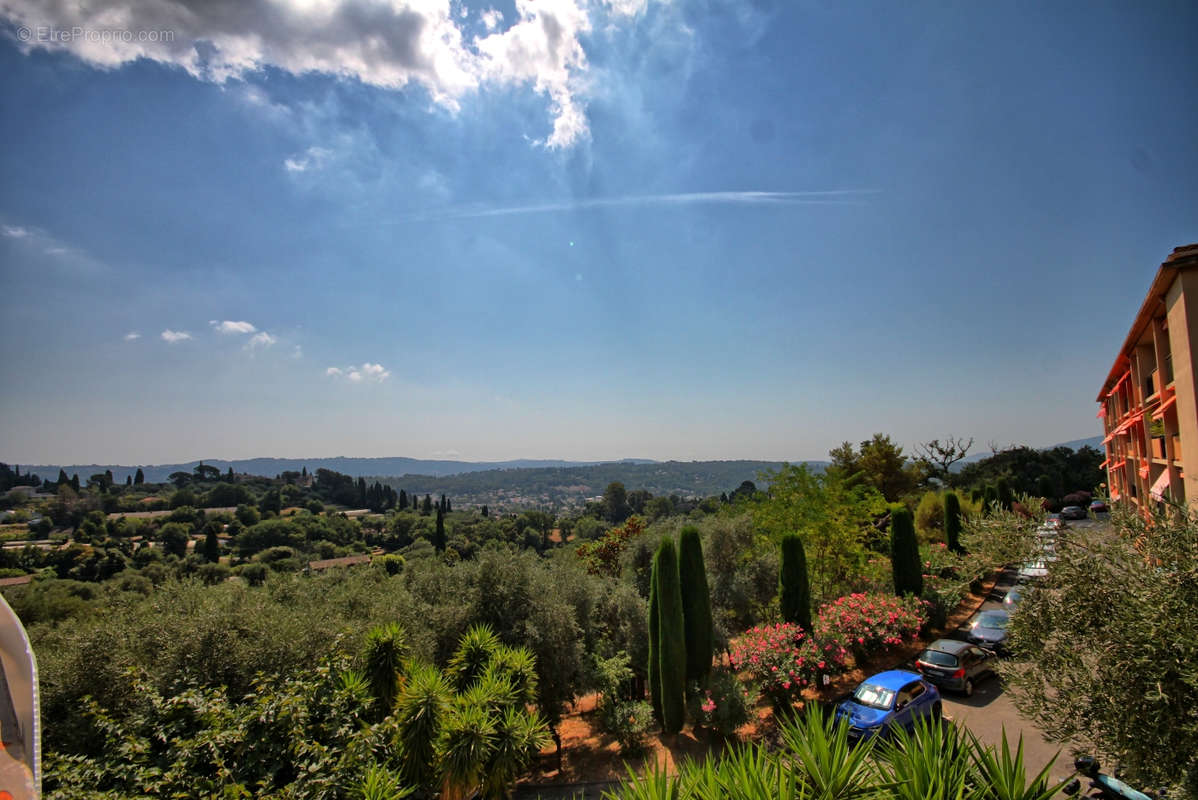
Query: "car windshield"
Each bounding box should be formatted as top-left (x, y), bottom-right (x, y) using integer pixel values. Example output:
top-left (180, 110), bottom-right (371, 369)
top-left (977, 612), bottom-right (1009, 629)
top-left (919, 650), bottom-right (958, 667)
top-left (852, 683), bottom-right (896, 709)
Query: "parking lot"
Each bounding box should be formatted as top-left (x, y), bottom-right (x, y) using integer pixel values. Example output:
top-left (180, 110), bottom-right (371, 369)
top-left (931, 515), bottom-right (1108, 785)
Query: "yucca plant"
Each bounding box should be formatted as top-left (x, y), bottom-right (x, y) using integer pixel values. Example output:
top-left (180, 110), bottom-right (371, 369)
top-left (436, 702), bottom-right (497, 800)
top-left (488, 644), bottom-right (539, 706)
top-left (779, 704), bottom-right (886, 800)
top-left (362, 622), bottom-right (407, 719)
top-left (698, 742), bottom-right (803, 800)
top-left (478, 704), bottom-right (551, 800)
top-left (880, 716), bottom-right (977, 800)
top-left (601, 759), bottom-right (688, 800)
top-left (392, 661), bottom-right (452, 788)
top-left (458, 667), bottom-right (519, 717)
top-left (969, 728), bottom-right (1065, 800)
top-left (448, 623), bottom-right (501, 691)
top-left (353, 764), bottom-right (413, 800)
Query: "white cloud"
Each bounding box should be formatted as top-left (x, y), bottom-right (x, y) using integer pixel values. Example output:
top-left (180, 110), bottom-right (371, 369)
top-left (284, 146), bottom-right (332, 173)
top-left (123, 331), bottom-right (141, 341)
top-left (326, 362), bottom-right (391, 383)
top-left (475, 0), bottom-right (592, 148)
top-left (481, 8), bottom-right (503, 31)
top-left (291, 345), bottom-right (304, 359)
top-left (0, 0), bottom-right (640, 149)
top-left (247, 331), bottom-right (277, 348)
top-left (211, 320), bottom-right (257, 334)
top-left (1, 225), bottom-right (30, 238)
top-left (161, 329), bottom-right (192, 343)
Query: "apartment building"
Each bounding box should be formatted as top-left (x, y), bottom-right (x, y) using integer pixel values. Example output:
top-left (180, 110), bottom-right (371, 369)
top-left (1097, 244), bottom-right (1198, 511)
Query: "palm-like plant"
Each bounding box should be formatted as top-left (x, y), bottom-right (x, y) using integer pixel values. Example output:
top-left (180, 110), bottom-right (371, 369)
top-left (880, 716), bottom-right (976, 800)
top-left (392, 661), bottom-right (451, 788)
top-left (488, 645), bottom-right (539, 706)
top-left (969, 728), bottom-right (1065, 800)
top-left (362, 622), bottom-right (407, 719)
top-left (436, 702), bottom-right (498, 800)
top-left (448, 624), bottom-right (501, 691)
top-left (353, 764), bottom-right (413, 800)
top-left (479, 705), bottom-right (551, 800)
top-left (779, 704), bottom-right (886, 800)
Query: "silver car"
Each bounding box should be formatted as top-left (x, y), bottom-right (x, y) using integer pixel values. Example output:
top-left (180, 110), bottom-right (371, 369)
top-left (966, 609), bottom-right (1011, 651)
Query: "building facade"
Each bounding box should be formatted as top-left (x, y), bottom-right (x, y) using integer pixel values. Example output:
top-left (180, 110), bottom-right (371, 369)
top-left (1097, 244), bottom-right (1198, 511)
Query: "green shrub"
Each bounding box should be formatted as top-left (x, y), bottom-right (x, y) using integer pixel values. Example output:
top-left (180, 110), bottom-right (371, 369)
top-left (686, 668), bottom-right (755, 737)
top-left (944, 491), bottom-right (963, 554)
top-left (653, 538), bottom-right (686, 734)
top-left (778, 533), bottom-right (811, 632)
top-left (889, 506), bottom-right (922, 597)
top-left (678, 526), bottom-right (714, 686)
top-left (914, 492), bottom-right (945, 541)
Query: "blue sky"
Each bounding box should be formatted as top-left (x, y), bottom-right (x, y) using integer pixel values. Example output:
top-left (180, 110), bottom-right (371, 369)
top-left (1, 0), bottom-right (1195, 465)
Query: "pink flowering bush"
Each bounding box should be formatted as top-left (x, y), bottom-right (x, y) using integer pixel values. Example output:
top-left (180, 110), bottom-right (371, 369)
top-left (729, 623), bottom-right (848, 709)
top-left (686, 669), bottom-right (756, 736)
top-left (813, 593), bottom-right (927, 661)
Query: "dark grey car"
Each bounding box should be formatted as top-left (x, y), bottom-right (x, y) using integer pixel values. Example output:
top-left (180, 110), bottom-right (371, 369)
top-left (914, 639), bottom-right (997, 696)
top-left (965, 609), bottom-right (1011, 652)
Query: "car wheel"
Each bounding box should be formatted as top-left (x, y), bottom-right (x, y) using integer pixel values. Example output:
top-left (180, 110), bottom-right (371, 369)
top-left (963, 679), bottom-right (974, 698)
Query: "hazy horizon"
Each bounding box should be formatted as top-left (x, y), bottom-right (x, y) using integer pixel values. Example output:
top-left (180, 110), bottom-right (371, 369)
top-left (1, 1), bottom-right (1194, 466)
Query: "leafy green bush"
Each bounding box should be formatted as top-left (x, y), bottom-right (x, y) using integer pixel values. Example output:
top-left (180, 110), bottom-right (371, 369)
top-left (686, 668), bottom-right (754, 737)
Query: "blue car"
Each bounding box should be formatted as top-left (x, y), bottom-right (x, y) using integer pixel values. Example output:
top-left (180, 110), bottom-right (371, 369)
top-left (834, 670), bottom-right (942, 742)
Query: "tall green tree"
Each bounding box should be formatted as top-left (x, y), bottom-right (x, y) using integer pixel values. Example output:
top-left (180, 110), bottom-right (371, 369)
top-left (133, 467), bottom-right (144, 485)
top-left (890, 505), bottom-right (922, 597)
top-left (829, 433), bottom-right (925, 501)
top-left (201, 527), bottom-right (220, 563)
top-left (753, 463), bottom-right (887, 603)
top-left (653, 538), bottom-right (686, 734)
top-left (362, 622), bottom-right (407, 720)
top-left (779, 532), bottom-right (812, 633)
top-left (434, 506), bottom-right (446, 552)
top-left (943, 491), bottom-right (964, 554)
top-left (996, 478), bottom-right (1014, 511)
top-left (677, 526), bottom-right (714, 686)
top-left (647, 554), bottom-right (661, 724)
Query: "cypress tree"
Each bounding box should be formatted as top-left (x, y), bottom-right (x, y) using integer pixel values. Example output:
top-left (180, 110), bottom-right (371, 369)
top-left (890, 505), bottom-right (922, 597)
top-left (422, 494), bottom-right (432, 515)
top-left (647, 551), bottom-right (661, 724)
top-left (434, 507), bottom-right (446, 552)
top-left (779, 532), bottom-right (812, 633)
top-left (202, 528), bottom-right (220, 563)
top-left (399, 489), bottom-right (408, 510)
top-left (134, 468), bottom-right (144, 485)
top-left (654, 538), bottom-right (686, 734)
top-left (944, 491), bottom-right (964, 554)
top-left (996, 478), bottom-right (1013, 511)
top-left (481, 504), bottom-right (488, 517)
top-left (678, 526), bottom-right (714, 686)
top-left (58, 469), bottom-right (69, 486)
top-left (125, 475), bottom-right (132, 487)
top-left (71, 474), bottom-right (80, 492)
top-left (983, 485), bottom-right (999, 514)
top-left (445, 497), bottom-right (451, 513)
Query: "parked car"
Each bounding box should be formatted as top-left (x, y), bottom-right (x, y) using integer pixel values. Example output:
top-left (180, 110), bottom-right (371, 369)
top-left (1017, 559), bottom-right (1050, 582)
top-left (834, 670), bottom-right (941, 741)
top-left (913, 639), bottom-right (998, 697)
top-left (965, 609), bottom-right (1011, 651)
top-left (1089, 500), bottom-right (1109, 514)
top-left (1002, 586), bottom-right (1024, 611)
top-left (1060, 505), bottom-right (1088, 520)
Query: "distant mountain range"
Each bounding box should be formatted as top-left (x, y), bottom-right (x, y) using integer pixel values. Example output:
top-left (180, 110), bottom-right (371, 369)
top-left (9, 436), bottom-right (1104, 486)
top-left (11, 456), bottom-right (662, 484)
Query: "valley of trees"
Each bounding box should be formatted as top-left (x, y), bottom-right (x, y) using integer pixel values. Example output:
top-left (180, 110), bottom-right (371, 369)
top-left (2, 434), bottom-right (1180, 799)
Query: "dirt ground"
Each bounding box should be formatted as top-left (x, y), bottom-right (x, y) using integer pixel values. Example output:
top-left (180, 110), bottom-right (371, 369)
top-left (520, 571), bottom-right (999, 790)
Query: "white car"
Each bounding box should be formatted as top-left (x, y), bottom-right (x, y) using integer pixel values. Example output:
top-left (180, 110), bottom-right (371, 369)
top-left (1017, 560), bottom-right (1049, 582)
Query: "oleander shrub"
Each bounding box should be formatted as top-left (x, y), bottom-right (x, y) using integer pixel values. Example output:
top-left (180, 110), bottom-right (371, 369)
top-left (813, 593), bottom-right (927, 662)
